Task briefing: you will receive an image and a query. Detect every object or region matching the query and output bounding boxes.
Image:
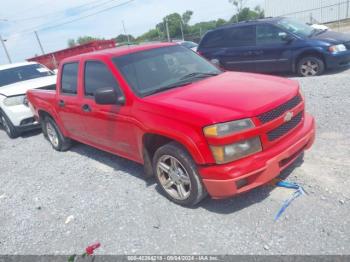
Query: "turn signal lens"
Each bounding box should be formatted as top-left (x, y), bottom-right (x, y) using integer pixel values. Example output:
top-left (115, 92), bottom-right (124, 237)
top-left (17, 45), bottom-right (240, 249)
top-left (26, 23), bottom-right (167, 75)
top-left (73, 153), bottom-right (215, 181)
top-left (204, 119), bottom-right (254, 138)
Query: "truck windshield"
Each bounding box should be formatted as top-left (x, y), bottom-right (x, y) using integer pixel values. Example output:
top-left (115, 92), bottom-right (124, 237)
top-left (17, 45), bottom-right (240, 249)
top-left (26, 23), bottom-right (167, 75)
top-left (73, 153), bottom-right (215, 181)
top-left (113, 45), bottom-right (221, 97)
top-left (0, 64), bottom-right (54, 87)
top-left (277, 18), bottom-right (314, 38)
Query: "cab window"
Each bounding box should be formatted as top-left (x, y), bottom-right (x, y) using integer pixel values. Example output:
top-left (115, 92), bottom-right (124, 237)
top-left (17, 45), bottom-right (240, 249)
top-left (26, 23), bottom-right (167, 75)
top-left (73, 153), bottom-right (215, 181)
top-left (61, 62), bottom-right (78, 95)
top-left (84, 61), bottom-right (121, 97)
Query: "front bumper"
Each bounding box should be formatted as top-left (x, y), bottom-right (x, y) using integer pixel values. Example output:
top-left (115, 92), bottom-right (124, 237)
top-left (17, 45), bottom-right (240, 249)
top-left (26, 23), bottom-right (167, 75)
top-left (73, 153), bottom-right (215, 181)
top-left (199, 113), bottom-right (316, 199)
top-left (2, 104), bottom-right (40, 132)
top-left (325, 50), bottom-right (350, 69)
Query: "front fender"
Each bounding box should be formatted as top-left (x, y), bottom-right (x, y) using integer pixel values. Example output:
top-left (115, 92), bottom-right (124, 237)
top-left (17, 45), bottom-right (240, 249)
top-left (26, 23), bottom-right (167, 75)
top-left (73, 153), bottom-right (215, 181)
top-left (134, 113), bottom-right (214, 165)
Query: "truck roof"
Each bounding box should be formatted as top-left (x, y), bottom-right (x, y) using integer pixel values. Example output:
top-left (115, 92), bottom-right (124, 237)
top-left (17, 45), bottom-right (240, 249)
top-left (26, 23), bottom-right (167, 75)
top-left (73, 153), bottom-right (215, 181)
top-left (62, 43), bottom-right (176, 63)
top-left (0, 61), bottom-right (38, 71)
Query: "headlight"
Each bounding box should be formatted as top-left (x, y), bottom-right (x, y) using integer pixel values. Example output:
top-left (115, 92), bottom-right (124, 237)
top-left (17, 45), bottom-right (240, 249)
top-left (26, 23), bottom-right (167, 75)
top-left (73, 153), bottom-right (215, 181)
top-left (329, 44), bottom-right (347, 53)
top-left (3, 95), bottom-right (26, 107)
top-left (203, 119), bottom-right (254, 137)
top-left (210, 137), bottom-right (262, 164)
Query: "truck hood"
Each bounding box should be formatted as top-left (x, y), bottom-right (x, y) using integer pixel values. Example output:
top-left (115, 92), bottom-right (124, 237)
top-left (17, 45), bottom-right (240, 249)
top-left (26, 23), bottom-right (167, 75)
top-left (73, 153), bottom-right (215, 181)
top-left (142, 72), bottom-right (300, 124)
top-left (309, 30), bottom-right (350, 44)
top-left (0, 75), bottom-right (56, 97)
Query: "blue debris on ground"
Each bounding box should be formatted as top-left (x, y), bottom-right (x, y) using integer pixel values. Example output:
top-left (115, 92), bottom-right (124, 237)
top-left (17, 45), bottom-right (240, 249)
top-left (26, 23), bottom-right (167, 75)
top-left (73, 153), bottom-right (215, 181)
top-left (274, 180), bottom-right (307, 221)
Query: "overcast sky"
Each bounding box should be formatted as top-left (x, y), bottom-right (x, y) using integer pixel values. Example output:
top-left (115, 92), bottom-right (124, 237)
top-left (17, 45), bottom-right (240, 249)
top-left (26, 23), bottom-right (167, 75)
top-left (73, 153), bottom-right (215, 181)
top-left (0, 0), bottom-right (263, 63)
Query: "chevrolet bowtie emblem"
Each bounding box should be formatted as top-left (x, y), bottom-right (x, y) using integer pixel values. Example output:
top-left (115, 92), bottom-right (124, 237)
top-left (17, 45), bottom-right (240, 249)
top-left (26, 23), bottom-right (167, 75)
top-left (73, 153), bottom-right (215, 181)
top-left (284, 111), bottom-right (294, 122)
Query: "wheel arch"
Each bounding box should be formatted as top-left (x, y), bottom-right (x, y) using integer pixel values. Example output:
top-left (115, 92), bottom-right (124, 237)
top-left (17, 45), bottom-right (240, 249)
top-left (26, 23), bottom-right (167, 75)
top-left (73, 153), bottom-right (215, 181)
top-left (38, 110), bottom-right (53, 136)
top-left (141, 132), bottom-right (205, 177)
top-left (293, 49), bottom-right (326, 72)
top-left (37, 109), bottom-right (69, 137)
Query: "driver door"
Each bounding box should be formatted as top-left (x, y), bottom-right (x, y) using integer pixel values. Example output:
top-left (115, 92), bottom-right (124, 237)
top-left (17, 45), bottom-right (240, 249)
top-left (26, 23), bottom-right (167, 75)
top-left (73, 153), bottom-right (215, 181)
top-left (255, 24), bottom-right (294, 72)
top-left (79, 60), bottom-right (137, 158)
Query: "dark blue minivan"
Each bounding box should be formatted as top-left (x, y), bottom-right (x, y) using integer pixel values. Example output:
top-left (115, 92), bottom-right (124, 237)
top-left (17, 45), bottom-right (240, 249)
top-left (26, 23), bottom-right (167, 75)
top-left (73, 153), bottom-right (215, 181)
top-left (197, 17), bottom-right (350, 76)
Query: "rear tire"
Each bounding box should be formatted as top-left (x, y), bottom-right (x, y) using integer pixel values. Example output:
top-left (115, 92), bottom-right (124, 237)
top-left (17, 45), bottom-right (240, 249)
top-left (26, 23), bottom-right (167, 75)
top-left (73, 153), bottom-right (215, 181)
top-left (0, 112), bottom-right (19, 139)
top-left (297, 56), bottom-right (325, 77)
top-left (44, 117), bottom-right (72, 151)
top-left (153, 142), bottom-right (207, 207)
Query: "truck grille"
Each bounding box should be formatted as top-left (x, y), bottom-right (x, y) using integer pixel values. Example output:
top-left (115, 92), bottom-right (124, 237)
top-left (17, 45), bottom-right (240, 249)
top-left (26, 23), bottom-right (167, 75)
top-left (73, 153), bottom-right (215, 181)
top-left (258, 95), bottom-right (302, 124)
top-left (267, 111), bottom-right (303, 141)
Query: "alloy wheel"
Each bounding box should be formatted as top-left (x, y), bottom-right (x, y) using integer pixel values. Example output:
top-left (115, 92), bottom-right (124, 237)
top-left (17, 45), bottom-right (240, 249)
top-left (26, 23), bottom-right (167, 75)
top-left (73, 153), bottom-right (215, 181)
top-left (46, 122), bottom-right (59, 147)
top-left (300, 60), bottom-right (319, 76)
top-left (156, 155), bottom-right (191, 200)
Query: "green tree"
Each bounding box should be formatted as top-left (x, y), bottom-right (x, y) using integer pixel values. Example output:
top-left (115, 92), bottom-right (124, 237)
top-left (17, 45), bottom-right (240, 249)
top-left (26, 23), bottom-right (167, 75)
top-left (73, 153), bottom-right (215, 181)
top-left (182, 10), bottom-right (193, 25)
top-left (216, 18), bottom-right (227, 27)
top-left (114, 34), bottom-right (135, 44)
top-left (229, 0), bottom-right (247, 13)
top-left (67, 36), bottom-right (105, 47)
top-left (156, 13), bottom-right (183, 39)
top-left (137, 28), bottom-right (162, 42)
top-left (230, 6), bottom-right (264, 23)
top-left (76, 36), bottom-right (102, 45)
top-left (68, 39), bottom-right (76, 47)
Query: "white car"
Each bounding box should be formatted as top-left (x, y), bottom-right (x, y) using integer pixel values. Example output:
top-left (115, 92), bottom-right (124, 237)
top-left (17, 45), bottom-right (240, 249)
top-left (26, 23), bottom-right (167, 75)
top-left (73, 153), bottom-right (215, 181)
top-left (0, 62), bottom-right (56, 138)
top-left (175, 41), bottom-right (199, 52)
top-left (311, 24), bottom-right (329, 31)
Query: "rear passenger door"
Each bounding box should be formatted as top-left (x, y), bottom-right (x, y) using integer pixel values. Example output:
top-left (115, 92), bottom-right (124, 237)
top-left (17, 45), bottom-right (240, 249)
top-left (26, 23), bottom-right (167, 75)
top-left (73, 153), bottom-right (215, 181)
top-left (57, 62), bottom-right (86, 139)
top-left (220, 25), bottom-right (258, 72)
top-left (255, 24), bottom-right (293, 72)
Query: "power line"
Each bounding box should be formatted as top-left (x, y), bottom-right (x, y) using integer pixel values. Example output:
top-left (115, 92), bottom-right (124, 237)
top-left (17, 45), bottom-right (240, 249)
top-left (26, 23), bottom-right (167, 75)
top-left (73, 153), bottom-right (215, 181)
top-left (9, 0), bottom-right (135, 37)
top-left (11, 0), bottom-right (118, 22)
top-left (40, 0), bottom-right (135, 32)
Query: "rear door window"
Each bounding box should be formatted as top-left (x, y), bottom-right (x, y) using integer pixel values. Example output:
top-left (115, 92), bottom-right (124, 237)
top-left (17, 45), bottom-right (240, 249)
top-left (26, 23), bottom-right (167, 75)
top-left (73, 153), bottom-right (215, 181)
top-left (224, 25), bottom-right (256, 47)
top-left (200, 30), bottom-right (226, 48)
top-left (201, 26), bottom-right (256, 48)
top-left (61, 62), bottom-right (78, 95)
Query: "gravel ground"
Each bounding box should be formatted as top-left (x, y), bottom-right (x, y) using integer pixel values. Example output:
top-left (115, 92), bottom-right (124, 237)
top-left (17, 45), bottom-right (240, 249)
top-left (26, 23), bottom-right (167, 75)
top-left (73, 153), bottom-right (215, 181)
top-left (0, 67), bottom-right (350, 255)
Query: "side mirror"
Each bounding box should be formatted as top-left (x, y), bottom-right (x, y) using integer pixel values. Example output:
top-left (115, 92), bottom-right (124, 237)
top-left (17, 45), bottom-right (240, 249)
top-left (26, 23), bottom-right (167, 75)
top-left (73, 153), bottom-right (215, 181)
top-left (279, 32), bottom-right (294, 43)
top-left (95, 87), bottom-right (125, 105)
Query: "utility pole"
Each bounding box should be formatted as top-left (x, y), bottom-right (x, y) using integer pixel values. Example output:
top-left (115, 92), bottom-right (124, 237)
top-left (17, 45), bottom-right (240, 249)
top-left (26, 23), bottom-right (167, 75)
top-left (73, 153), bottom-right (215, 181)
top-left (34, 31), bottom-right (45, 55)
top-left (122, 20), bottom-right (130, 45)
top-left (347, 0), bottom-right (350, 18)
top-left (165, 18), bottom-right (171, 42)
top-left (180, 19), bottom-right (185, 41)
top-left (338, 0), bottom-right (341, 32)
top-left (0, 34), bottom-right (12, 63)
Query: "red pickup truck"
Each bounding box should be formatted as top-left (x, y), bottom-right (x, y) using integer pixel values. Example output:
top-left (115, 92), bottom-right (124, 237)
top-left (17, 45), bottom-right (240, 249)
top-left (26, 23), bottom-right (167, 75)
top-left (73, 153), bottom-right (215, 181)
top-left (27, 43), bottom-right (315, 206)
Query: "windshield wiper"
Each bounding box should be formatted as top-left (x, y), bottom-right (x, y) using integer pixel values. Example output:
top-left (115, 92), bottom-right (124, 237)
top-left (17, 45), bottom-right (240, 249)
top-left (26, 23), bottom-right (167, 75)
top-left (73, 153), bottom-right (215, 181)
top-left (180, 72), bottom-right (220, 81)
top-left (143, 72), bottom-right (220, 97)
top-left (143, 81), bottom-right (193, 97)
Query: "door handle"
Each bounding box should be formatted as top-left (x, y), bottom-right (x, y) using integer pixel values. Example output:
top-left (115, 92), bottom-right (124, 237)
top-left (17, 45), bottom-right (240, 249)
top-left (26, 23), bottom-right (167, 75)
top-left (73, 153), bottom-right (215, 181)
top-left (82, 104), bottom-right (91, 112)
top-left (58, 100), bottom-right (65, 107)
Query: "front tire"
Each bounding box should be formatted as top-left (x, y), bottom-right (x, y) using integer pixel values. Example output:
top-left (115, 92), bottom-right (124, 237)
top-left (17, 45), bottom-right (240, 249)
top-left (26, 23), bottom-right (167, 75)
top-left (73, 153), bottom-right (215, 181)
top-left (153, 142), bottom-right (207, 207)
top-left (44, 117), bottom-right (72, 151)
top-left (0, 112), bottom-right (18, 139)
top-left (297, 56), bottom-right (325, 77)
